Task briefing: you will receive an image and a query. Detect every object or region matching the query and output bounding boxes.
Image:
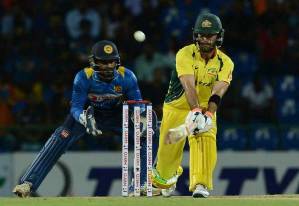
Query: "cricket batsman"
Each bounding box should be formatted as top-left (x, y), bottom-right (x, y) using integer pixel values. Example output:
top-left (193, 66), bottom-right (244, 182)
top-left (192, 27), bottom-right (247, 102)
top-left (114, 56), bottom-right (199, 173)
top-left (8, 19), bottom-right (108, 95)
top-left (13, 40), bottom-right (158, 197)
top-left (151, 13), bottom-right (234, 198)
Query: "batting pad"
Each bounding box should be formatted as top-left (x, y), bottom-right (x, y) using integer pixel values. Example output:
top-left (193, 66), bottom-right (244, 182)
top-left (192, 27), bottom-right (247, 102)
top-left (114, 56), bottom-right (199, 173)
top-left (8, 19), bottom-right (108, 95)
top-left (189, 135), bottom-right (217, 191)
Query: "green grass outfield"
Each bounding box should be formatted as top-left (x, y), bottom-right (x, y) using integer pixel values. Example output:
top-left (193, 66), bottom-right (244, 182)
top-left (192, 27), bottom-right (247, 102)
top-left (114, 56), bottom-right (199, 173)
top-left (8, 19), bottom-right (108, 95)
top-left (0, 195), bottom-right (298, 206)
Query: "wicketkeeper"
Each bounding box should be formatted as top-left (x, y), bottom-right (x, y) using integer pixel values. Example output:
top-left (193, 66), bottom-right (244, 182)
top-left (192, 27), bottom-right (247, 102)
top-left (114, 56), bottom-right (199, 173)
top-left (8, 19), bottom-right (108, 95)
top-left (13, 40), bottom-right (158, 197)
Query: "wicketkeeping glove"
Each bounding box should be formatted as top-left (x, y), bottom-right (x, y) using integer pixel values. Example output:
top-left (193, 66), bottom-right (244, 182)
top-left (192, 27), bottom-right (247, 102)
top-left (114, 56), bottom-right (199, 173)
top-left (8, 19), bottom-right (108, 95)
top-left (79, 106), bottom-right (102, 136)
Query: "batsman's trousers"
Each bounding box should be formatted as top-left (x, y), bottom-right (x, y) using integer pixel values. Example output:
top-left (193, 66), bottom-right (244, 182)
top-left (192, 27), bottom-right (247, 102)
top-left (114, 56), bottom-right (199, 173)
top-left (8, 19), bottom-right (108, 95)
top-left (156, 104), bottom-right (217, 191)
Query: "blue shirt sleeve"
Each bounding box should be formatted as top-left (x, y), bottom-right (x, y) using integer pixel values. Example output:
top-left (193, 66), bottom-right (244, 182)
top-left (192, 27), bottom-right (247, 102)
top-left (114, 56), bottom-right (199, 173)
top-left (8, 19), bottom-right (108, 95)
top-left (70, 71), bottom-right (90, 121)
top-left (125, 69), bottom-right (142, 101)
top-left (124, 69), bottom-right (146, 112)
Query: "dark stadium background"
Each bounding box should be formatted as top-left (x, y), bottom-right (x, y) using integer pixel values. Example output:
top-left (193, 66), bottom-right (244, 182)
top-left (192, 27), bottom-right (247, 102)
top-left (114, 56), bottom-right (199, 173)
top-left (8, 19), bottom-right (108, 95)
top-left (0, 0), bottom-right (298, 154)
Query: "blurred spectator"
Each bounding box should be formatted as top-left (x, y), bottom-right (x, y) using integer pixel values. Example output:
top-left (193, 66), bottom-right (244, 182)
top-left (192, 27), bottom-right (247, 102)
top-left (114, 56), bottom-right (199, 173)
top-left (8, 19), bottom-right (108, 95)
top-left (125, 0), bottom-right (158, 16)
top-left (0, 80), bottom-right (14, 127)
top-left (218, 78), bottom-right (243, 123)
top-left (285, 1), bottom-right (299, 74)
top-left (0, 77), bottom-right (16, 151)
top-left (65, 1), bottom-right (101, 39)
top-left (104, 1), bottom-right (126, 39)
top-left (241, 74), bottom-right (276, 123)
top-left (252, 0), bottom-right (267, 16)
top-left (160, 0), bottom-right (189, 44)
top-left (257, 21), bottom-right (288, 74)
top-left (45, 14), bottom-right (69, 59)
top-left (134, 43), bottom-right (173, 83)
top-left (280, 99), bottom-right (297, 118)
top-left (257, 1), bottom-right (288, 74)
top-left (70, 19), bottom-right (94, 64)
top-left (221, 0), bottom-right (256, 52)
top-left (140, 68), bottom-right (169, 118)
top-left (133, 1), bottom-right (161, 45)
top-left (0, 0), bottom-right (298, 151)
top-left (1, 4), bottom-right (32, 37)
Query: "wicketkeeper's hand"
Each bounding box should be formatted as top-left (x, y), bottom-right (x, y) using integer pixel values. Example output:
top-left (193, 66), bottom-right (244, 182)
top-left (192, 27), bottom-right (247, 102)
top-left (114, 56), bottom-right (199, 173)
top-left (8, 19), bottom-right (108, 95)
top-left (79, 106), bottom-right (102, 136)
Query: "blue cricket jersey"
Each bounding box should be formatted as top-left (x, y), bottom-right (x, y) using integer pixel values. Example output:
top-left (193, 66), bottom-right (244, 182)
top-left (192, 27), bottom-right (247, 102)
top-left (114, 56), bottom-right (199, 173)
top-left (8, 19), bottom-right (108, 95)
top-left (70, 66), bottom-right (142, 122)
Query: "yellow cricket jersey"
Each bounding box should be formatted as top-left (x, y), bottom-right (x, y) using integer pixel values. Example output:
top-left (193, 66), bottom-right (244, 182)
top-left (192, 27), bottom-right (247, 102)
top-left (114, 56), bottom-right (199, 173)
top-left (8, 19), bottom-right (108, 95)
top-left (164, 44), bottom-right (234, 110)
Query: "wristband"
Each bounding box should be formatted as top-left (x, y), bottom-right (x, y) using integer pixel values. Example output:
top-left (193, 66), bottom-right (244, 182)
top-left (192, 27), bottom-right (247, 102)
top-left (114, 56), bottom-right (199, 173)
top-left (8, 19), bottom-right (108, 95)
top-left (208, 94), bottom-right (221, 106)
top-left (191, 108), bottom-right (202, 113)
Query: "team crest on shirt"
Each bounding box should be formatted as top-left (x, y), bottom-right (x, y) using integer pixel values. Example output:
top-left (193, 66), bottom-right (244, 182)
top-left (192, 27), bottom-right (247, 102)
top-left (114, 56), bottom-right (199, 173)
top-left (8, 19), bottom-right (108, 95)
top-left (202, 20), bottom-right (212, 28)
top-left (114, 85), bottom-right (122, 93)
top-left (207, 67), bottom-right (217, 76)
top-left (104, 45), bottom-right (113, 54)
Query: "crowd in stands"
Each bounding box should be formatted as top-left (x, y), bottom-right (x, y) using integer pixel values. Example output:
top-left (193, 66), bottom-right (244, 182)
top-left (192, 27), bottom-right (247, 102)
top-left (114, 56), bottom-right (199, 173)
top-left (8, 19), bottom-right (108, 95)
top-left (1, 0), bottom-right (299, 151)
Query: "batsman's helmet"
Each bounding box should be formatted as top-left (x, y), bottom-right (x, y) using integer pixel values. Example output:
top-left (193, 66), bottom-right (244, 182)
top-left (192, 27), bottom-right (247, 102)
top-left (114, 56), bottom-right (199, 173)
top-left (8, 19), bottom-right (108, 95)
top-left (193, 13), bottom-right (224, 47)
top-left (89, 40), bottom-right (120, 82)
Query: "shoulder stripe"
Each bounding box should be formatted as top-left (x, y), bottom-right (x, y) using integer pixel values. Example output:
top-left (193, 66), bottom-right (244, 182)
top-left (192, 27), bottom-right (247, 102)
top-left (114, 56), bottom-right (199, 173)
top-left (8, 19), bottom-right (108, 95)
top-left (117, 66), bottom-right (125, 77)
top-left (216, 55), bottom-right (224, 81)
top-left (217, 55), bottom-right (223, 72)
top-left (164, 69), bottom-right (184, 103)
top-left (84, 67), bottom-right (94, 79)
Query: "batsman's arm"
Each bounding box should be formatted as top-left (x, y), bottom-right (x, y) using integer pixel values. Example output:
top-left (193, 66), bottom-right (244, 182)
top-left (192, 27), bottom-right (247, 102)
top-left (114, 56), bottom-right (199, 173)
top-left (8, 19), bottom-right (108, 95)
top-left (179, 74), bottom-right (208, 132)
top-left (206, 81), bottom-right (229, 114)
top-left (179, 74), bottom-right (200, 110)
top-left (164, 75), bottom-right (204, 144)
top-left (165, 81), bottom-right (229, 145)
top-left (207, 57), bottom-right (234, 114)
top-left (176, 48), bottom-right (201, 111)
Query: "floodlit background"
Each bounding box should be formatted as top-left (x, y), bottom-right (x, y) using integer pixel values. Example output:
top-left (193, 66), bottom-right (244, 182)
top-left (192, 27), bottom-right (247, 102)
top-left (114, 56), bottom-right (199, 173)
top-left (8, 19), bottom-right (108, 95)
top-left (0, 0), bottom-right (299, 197)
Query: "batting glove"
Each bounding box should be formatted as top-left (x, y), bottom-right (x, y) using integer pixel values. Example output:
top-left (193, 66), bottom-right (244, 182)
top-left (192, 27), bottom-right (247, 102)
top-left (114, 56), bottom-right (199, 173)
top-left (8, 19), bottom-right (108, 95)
top-left (196, 111), bottom-right (213, 134)
top-left (79, 106), bottom-right (102, 136)
top-left (185, 108), bottom-right (206, 135)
